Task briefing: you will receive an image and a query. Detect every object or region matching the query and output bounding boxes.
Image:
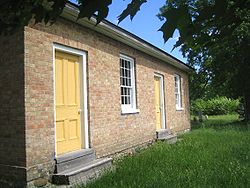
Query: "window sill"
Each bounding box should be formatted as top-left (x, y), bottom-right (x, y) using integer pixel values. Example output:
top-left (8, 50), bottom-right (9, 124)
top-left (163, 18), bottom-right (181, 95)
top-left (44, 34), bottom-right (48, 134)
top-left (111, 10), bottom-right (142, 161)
top-left (121, 108), bottom-right (140, 115)
top-left (176, 107), bottom-right (184, 111)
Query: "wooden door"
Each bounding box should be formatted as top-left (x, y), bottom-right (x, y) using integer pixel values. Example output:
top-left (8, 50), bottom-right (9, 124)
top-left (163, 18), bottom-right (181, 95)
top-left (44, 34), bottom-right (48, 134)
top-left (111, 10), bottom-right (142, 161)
top-left (55, 51), bottom-right (82, 155)
top-left (154, 76), bottom-right (162, 130)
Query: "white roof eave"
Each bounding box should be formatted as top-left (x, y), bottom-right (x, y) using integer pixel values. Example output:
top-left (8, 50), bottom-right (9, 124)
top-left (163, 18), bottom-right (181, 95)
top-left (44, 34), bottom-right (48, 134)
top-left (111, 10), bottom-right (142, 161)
top-left (60, 4), bottom-right (192, 73)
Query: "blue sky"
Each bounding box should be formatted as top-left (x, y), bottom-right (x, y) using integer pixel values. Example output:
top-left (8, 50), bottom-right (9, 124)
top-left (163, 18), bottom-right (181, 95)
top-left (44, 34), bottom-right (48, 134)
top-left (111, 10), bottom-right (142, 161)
top-left (69, 0), bottom-right (187, 63)
top-left (106, 0), bottom-right (187, 63)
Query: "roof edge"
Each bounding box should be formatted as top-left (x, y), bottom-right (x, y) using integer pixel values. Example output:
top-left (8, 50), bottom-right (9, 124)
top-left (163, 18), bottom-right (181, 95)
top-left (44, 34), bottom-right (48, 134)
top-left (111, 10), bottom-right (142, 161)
top-left (60, 3), bottom-right (193, 73)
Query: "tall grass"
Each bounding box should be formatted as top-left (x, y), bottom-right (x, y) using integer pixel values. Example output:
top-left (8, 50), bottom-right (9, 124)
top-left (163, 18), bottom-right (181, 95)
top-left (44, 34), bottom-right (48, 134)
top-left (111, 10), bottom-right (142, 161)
top-left (81, 115), bottom-right (250, 188)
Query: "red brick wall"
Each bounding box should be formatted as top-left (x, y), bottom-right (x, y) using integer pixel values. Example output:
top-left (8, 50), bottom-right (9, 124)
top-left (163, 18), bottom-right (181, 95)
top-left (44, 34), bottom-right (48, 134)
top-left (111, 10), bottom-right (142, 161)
top-left (24, 25), bottom-right (55, 182)
top-left (23, 18), bottom-right (190, 182)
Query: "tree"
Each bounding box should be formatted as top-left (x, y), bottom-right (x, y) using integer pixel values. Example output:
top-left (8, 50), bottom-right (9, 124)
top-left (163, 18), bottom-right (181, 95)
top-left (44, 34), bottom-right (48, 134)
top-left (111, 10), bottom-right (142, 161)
top-left (1, 0), bottom-right (249, 120)
top-left (157, 0), bottom-right (250, 121)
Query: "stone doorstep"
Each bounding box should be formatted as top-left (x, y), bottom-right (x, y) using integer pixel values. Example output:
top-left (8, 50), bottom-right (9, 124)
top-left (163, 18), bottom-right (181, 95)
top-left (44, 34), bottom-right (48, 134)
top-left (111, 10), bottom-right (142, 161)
top-left (156, 129), bottom-right (177, 144)
top-left (56, 148), bottom-right (95, 164)
top-left (52, 157), bottom-right (113, 185)
top-left (55, 149), bottom-right (96, 173)
top-left (157, 134), bottom-right (177, 144)
top-left (156, 129), bottom-right (170, 139)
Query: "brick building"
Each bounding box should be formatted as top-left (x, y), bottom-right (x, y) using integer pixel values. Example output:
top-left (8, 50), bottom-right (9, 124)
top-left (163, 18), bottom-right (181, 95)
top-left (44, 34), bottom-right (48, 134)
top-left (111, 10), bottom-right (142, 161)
top-left (0, 3), bottom-right (192, 187)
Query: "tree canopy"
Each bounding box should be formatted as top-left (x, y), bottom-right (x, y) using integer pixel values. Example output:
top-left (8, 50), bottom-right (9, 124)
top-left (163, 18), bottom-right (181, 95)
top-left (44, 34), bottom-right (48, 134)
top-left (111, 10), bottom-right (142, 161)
top-left (157, 0), bottom-right (250, 120)
top-left (1, 0), bottom-right (249, 120)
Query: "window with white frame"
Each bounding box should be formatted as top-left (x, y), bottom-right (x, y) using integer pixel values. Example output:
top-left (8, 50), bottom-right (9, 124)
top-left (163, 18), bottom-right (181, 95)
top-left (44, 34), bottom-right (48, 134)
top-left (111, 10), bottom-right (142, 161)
top-left (120, 54), bottom-right (137, 113)
top-left (174, 74), bottom-right (182, 109)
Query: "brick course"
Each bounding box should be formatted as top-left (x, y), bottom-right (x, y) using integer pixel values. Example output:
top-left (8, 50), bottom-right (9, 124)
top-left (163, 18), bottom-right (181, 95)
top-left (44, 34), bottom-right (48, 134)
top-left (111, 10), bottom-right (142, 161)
top-left (0, 17), bottom-right (190, 186)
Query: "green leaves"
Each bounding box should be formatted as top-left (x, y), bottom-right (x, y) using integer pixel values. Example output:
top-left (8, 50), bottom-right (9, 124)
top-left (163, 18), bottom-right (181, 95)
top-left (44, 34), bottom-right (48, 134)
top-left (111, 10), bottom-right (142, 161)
top-left (0, 0), bottom-right (68, 34)
top-left (118, 0), bottom-right (147, 23)
top-left (77, 0), bottom-right (112, 24)
top-left (191, 97), bottom-right (240, 116)
top-left (158, 8), bottom-right (179, 43)
top-left (158, 1), bottom-right (250, 117)
top-left (158, 3), bottom-right (193, 49)
top-left (0, 0), bottom-right (147, 34)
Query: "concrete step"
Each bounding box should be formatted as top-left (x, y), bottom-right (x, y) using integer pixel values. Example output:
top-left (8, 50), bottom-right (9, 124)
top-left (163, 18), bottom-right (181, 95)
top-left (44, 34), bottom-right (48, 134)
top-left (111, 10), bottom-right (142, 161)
top-left (55, 149), bottom-right (96, 173)
top-left (156, 129), bottom-right (170, 139)
top-left (52, 158), bottom-right (113, 185)
top-left (157, 134), bottom-right (177, 144)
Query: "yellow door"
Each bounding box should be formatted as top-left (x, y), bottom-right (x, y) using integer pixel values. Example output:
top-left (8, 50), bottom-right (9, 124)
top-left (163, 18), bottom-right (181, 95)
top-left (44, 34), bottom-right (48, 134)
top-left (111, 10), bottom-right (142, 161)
top-left (154, 76), bottom-right (162, 130)
top-left (55, 51), bottom-right (82, 155)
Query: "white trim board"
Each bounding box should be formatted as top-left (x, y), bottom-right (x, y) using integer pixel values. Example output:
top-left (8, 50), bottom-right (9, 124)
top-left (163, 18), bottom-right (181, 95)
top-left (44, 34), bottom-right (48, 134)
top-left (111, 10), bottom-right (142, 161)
top-left (60, 3), bottom-right (192, 73)
top-left (53, 43), bottom-right (89, 157)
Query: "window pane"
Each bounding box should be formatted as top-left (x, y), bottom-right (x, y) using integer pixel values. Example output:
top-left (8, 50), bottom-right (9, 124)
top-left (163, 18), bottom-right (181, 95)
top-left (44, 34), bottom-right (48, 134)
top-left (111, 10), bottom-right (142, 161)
top-left (123, 70), bottom-right (126, 77)
top-left (127, 79), bottom-right (131, 86)
top-left (128, 69), bottom-right (131, 78)
top-left (174, 75), bottom-right (181, 108)
top-left (175, 87), bottom-right (178, 93)
top-left (123, 60), bottom-right (126, 68)
top-left (127, 96), bottom-right (131, 104)
top-left (125, 96), bottom-right (127, 104)
top-left (175, 94), bottom-right (179, 105)
top-left (125, 69), bottom-right (128, 77)
top-left (122, 96), bottom-right (125, 104)
top-left (127, 61), bottom-right (131, 69)
top-left (126, 60), bottom-right (129, 68)
top-left (127, 88), bottom-right (130, 95)
top-left (120, 67), bottom-right (123, 76)
top-left (122, 59), bottom-right (125, 68)
top-left (121, 77), bottom-right (124, 86)
top-left (120, 77), bottom-right (123, 85)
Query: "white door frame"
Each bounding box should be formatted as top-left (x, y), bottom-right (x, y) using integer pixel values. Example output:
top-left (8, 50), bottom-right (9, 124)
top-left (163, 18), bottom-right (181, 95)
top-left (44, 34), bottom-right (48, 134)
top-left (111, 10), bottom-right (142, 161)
top-left (154, 73), bottom-right (166, 130)
top-left (53, 43), bottom-right (89, 156)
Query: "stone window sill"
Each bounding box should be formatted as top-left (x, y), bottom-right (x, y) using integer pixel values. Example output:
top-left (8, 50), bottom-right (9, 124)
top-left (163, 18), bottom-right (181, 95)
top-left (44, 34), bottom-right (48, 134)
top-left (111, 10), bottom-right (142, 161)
top-left (121, 108), bottom-right (140, 115)
top-left (176, 107), bottom-right (184, 111)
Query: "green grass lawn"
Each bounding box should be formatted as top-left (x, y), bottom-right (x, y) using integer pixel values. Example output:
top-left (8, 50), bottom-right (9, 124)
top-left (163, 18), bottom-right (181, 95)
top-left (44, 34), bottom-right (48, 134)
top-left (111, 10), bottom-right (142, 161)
top-left (81, 115), bottom-right (250, 188)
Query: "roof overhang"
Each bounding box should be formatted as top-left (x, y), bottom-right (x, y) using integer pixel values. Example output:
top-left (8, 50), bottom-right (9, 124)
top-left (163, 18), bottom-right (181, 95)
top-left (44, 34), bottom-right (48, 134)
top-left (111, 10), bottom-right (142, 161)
top-left (60, 3), bottom-right (193, 73)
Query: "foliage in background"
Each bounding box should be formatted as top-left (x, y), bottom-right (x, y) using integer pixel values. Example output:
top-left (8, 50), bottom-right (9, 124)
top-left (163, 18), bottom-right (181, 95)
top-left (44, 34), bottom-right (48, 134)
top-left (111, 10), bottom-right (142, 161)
top-left (191, 97), bottom-right (240, 116)
top-left (158, 0), bottom-right (250, 120)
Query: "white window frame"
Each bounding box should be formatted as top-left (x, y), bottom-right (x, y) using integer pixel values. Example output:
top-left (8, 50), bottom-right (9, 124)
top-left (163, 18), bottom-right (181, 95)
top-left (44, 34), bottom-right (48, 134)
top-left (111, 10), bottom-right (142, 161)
top-left (120, 54), bottom-right (139, 114)
top-left (174, 74), bottom-right (183, 110)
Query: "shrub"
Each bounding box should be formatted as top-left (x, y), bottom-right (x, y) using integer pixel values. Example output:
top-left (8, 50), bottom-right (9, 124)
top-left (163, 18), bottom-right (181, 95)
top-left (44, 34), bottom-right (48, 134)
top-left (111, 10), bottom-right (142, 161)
top-left (191, 97), bottom-right (240, 115)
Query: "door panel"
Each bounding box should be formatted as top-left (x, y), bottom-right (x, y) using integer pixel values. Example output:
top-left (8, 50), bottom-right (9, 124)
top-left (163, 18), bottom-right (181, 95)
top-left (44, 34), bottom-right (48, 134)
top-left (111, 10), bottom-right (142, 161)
top-left (56, 121), bottom-right (66, 142)
top-left (154, 76), bottom-right (162, 130)
top-left (55, 51), bottom-right (82, 155)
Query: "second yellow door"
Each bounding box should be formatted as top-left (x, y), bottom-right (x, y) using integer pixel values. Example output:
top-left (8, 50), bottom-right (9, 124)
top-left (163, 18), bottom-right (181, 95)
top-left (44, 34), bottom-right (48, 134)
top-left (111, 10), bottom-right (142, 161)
top-left (154, 76), bottom-right (162, 130)
top-left (55, 51), bottom-right (83, 155)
